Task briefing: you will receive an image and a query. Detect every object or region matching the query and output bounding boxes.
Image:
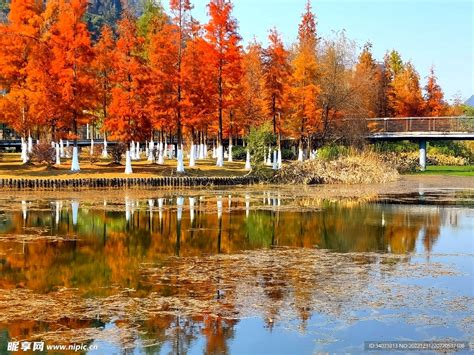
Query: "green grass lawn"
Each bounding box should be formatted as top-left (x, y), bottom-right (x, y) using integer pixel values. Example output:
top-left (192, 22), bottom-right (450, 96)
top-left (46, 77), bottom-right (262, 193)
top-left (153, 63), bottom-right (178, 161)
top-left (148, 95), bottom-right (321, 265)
top-left (414, 165), bottom-right (474, 176)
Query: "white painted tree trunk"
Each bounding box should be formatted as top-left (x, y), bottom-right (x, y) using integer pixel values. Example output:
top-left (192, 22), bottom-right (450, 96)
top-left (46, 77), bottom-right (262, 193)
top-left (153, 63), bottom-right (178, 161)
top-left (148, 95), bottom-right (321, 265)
top-left (135, 142), bottom-right (140, 160)
top-left (162, 143), bottom-right (167, 160)
top-left (55, 143), bottom-right (60, 165)
top-left (245, 150), bottom-right (251, 170)
top-left (21, 138), bottom-right (28, 163)
top-left (298, 148), bottom-right (304, 162)
top-left (177, 197), bottom-right (184, 221)
top-left (277, 149), bottom-right (282, 169)
top-left (189, 144), bottom-right (195, 167)
top-left (157, 149), bottom-right (164, 165)
top-left (245, 194), bottom-right (250, 218)
top-left (86, 123), bottom-right (90, 139)
top-left (60, 139), bottom-right (65, 158)
top-left (158, 198), bottom-right (163, 221)
top-left (217, 196), bottom-right (223, 220)
top-left (102, 136), bottom-right (108, 158)
top-left (189, 197), bottom-right (195, 222)
top-left (22, 201), bottom-right (27, 221)
top-left (27, 136), bottom-right (33, 153)
top-left (130, 141), bottom-right (135, 159)
top-left (228, 145), bottom-right (233, 162)
top-left (71, 201), bottom-right (79, 226)
top-left (267, 148), bottom-right (272, 166)
top-left (71, 147), bottom-right (80, 171)
top-left (148, 140), bottom-right (154, 162)
top-left (177, 147), bottom-right (185, 172)
top-left (272, 150), bottom-right (278, 170)
top-left (125, 197), bottom-right (131, 222)
top-left (51, 141), bottom-right (55, 148)
top-left (125, 150), bottom-right (133, 174)
top-left (55, 201), bottom-right (61, 225)
top-left (204, 144), bottom-right (208, 158)
top-left (198, 144), bottom-right (204, 160)
top-left (90, 138), bottom-right (94, 155)
top-left (216, 145), bottom-right (224, 167)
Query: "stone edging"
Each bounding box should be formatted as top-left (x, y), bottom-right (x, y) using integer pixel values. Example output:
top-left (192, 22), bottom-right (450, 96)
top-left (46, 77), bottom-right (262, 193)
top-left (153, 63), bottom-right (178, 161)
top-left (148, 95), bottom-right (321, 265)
top-left (0, 176), bottom-right (257, 190)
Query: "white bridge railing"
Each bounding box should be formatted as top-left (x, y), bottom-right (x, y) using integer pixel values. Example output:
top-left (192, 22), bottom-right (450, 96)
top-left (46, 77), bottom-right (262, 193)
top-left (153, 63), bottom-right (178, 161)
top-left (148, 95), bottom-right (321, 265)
top-left (366, 117), bottom-right (474, 134)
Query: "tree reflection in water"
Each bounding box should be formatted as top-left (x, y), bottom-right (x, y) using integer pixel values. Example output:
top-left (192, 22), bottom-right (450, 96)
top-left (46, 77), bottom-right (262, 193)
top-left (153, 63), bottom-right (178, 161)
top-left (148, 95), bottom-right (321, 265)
top-left (0, 191), bottom-right (470, 353)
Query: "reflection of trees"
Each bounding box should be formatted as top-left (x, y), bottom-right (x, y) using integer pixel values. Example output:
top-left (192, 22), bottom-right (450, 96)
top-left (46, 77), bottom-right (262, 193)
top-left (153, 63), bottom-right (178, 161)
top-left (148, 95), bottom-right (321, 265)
top-left (0, 196), bottom-right (459, 352)
top-left (0, 199), bottom-right (452, 294)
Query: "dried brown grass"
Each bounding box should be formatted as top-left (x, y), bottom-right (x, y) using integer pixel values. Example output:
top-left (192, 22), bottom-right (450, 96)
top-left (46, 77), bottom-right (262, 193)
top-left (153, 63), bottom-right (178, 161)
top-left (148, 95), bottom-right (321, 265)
top-left (274, 152), bottom-right (399, 185)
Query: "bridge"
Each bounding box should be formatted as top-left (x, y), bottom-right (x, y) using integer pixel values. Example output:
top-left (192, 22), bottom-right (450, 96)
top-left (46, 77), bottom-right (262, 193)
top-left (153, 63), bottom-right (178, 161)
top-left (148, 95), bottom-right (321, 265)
top-left (366, 116), bottom-right (474, 170)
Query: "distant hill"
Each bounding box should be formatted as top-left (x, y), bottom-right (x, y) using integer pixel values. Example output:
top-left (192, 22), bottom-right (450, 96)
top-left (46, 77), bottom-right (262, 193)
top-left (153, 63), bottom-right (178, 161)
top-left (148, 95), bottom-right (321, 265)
top-left (465, 95), bottom-right (474, 107)
top-left (0, 0), bottom-right (144, 38)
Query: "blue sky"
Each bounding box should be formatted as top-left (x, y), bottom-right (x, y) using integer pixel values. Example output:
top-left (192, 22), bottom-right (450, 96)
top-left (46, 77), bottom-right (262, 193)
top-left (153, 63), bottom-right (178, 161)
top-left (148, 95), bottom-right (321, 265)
top-left (165, 0), bottom-right (473, 102)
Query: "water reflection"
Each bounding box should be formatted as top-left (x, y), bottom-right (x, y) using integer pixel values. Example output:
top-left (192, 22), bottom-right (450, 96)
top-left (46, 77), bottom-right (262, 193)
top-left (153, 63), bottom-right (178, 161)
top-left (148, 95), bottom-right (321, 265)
top-left (0, 193), bottom-right (467, 294)
top-left (0, 191), bottom-right (472, 353)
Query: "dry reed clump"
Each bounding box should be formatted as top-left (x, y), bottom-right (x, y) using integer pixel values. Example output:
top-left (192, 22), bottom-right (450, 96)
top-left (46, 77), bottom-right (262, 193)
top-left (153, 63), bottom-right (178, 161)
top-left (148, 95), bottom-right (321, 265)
top-left (274, 153), bottom-right (399, 185)
top-left (380, 152), bottom-right (419, 173)
top-left (380, 152), bottom-right (468, 173)
top-left (427, 153), bottom-right (468, 166)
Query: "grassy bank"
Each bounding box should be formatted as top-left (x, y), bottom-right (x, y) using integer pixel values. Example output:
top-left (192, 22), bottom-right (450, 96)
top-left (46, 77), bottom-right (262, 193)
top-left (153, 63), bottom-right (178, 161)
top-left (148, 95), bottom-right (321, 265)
top-left (412, 165), bottom-right (474, 177)
top-left (0, 153), bottom-right (250, 179)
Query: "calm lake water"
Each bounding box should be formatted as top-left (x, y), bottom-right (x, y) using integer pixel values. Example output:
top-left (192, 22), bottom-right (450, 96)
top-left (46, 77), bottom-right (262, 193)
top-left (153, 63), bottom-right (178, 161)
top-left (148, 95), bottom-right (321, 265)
top-left (0, 187), bottom-right (473, 354)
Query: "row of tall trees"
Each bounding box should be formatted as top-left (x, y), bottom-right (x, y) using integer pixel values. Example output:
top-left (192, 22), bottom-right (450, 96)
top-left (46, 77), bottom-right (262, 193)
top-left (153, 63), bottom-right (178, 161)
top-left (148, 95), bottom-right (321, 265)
top-left (0, 0), bottom-right (452, 170)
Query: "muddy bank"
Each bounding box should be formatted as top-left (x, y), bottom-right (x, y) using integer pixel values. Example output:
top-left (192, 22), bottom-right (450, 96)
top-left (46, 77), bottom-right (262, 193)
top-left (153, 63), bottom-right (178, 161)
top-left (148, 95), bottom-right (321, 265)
top-left (0, 175), bottom-right (471, 203)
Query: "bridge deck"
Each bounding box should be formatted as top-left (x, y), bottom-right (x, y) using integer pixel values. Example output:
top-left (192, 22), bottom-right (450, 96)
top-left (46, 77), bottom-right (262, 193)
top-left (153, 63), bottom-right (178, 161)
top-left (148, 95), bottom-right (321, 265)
top-left (366, 117), bottom-right (474, 140)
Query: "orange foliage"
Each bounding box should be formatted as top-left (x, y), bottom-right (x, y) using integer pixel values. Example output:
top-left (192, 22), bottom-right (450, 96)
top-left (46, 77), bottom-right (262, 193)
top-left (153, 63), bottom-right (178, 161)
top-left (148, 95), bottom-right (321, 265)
top-left (46, 0), bottom-right (95, 142)
top-left (389, 62), bottom-right (424, 117)
top-left (352, 43), bottom-right (379, 118)
top-left (105, 14), bottom-right (151, 143)
top-left (182, 26), bottom-right (216, 133)
top-left (204, 0), bottom-right (242, 145)
top-left (288, 1), bottom-right (320, 142)
top-left (237, 40), bottom-right (266, 133)
top-left (0, 0), bottom-right (45, 137)
top-left (92, 26), bottom-right (116, 127)
top-left (0, 0), bottom-right (456, 146)
top-left (148, 23), bottom-right (180, 134)
top-left (423, 67), bottom-right (446, 117)
top-left (263, 29), bottom-right (291, 136)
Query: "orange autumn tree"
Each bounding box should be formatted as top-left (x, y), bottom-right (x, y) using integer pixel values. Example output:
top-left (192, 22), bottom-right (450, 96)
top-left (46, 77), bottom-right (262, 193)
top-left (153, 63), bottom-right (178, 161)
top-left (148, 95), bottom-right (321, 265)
top-left (289, 0), bottom-right (320, 160)
top-left (0, 0), bottom-right (45, 145)
top-left (182, 23), bottom-right (216, 146)
top-left (352, 43), bottom-right (379, 118)
top-left (106, 14), bottom-right (151, 148)
top-left (92, 25), bottom-right (116, 140)
top-left (205, 0), bottom-right (242, 166)
top-left (423, 67), bottom-right (446, 117)
top-left (148, 0), bottom-right (193, 171)
top-left (47, 0), bottom-right (95, 170)
top-left (170, 0), bottom-right (193, 145)
top-left (148, 22), bottom-right (179, 145)
top-left (389, 62), bottom-right (424, 117)
top-left (263, 28), bottom-right (291, 142)
top-left (238, 39), bottom-right (266, 134)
